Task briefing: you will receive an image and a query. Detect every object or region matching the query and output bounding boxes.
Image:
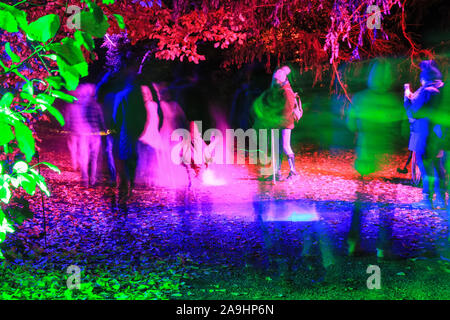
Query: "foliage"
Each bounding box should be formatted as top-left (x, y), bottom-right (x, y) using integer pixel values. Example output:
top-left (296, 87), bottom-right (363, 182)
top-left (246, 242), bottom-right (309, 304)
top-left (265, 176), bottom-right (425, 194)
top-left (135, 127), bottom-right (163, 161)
top-left (0, 0), bottom-right (118, 258)
top-left (0, 261), bottom-right (188, 299)
top-left (101, 0), bottom-right (425, 78)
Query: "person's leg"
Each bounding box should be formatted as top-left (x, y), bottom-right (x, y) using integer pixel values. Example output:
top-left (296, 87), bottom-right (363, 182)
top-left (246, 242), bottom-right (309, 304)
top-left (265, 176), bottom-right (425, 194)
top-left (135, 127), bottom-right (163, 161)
top-left (89, 136), bottom-right (101, 186)
top-left (405, 150), bottom-right (413, 167)
top-left (79, 135), bottom-right (90, 187)
top-left (126, 142), bottom-right (139, 196)
top-left (445, 152), bottom-right (450, 246)
top-left (415, 152), bottom-right (432, 207)
top-left (113, 136), bottom-right (128, 202)
top-left (261, 129), bottom-right (283, 181)
top-left (348, 176), bottom-right (365, 255)
top-left (116, 158), bottom-right (128, 203)
top-left (432, 156), bottom-right (446, 208)
top-left (398, 151), bottom-right (413, 173)
top-left (282, 129), bottom-right (294, 156)
top-left (68, 135), bottom-right (79, 171)
top-left (282, 129), bottom-right (297, 177)
top-left (106, 135), bottom-right (117, 186)
top-left (277, 130), bottom-right (283, 175)
top-left (127, 157), bottom-right (138, 194)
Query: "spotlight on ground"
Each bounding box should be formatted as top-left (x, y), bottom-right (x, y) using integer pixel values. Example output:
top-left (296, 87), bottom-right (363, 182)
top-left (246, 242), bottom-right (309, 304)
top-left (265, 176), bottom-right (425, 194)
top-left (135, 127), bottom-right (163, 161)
top-left (202, 168), bottom-right (226, 186)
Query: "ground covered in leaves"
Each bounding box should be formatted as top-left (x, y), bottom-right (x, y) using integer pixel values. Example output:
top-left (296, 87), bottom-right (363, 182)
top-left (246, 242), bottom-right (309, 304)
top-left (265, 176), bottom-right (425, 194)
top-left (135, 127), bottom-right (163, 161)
top-left (1, 132), bottom-right (449, 300)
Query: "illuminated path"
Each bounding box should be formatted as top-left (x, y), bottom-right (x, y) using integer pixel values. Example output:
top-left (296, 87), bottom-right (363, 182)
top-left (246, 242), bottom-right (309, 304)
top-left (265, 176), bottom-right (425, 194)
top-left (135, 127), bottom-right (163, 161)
top-left (10, 132), bottom-right (448, 269)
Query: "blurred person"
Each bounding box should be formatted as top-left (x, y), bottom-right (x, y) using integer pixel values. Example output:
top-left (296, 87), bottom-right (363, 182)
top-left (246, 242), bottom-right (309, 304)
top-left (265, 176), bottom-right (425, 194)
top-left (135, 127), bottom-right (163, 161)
top-left (97, 71), bottom-right (123, 187)
top-left (347, 59), bottom-right (404, 176)
top-left (137, 82), bottom-right (188, 186)
top-left (397, 103), bottom-right (417, 175)
top-left (229, 65), bottom-right (266, 130)
top-left (425, 64), bottom-right (449, 256)
top-left (137, 83), bottom-right (163, 185)
top-left (404, 60), bottom-right (445, 209)
top-left (66, 84), bottom-right (106, 187)
top-left (112, 71), bottom-right (147, 201)
top-left (347, 59), bottom-right (404, 257)
top-left (180, 120), bottom-right (210, 178)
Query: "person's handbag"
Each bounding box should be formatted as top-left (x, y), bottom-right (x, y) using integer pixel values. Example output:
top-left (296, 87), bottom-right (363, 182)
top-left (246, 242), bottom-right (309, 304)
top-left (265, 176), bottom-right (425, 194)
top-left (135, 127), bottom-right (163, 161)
top-left (292, 94), bottom-right (303, 122)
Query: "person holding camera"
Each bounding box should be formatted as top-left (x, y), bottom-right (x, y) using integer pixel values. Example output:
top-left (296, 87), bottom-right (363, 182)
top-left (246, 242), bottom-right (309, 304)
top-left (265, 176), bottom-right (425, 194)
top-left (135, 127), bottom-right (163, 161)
top-left (404, 60), bottom-right (445, 209)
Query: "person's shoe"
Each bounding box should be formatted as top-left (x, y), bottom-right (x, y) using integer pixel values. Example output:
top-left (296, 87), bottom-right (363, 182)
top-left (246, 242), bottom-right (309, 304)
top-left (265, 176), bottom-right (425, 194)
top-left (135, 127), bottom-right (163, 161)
top-left (434, 197), bottom-right (446, 210)
top-left (412, 195), bottom-right (433, 209)
top-left (191, 164), bottom-right (201, 177)
top-left (261, 172), bottom-right (283, 182)
top-left (397, 167), bottom-right (408, 174)
top-left (286, 170), bottom-right (298, 180)
top-left (276, 172), bottom-right (285, 181)
top-left (347, 239), bottom-right (366, 256)
top-left (287, 154), bottom-right (298, 178)
top-left (377, 248), bottom-right (400, 260)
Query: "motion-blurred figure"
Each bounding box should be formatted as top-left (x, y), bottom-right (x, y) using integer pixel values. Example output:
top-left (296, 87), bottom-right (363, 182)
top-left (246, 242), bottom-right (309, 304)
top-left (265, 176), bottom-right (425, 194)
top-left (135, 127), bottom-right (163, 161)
top-left (347, 59), bottom-right (404, 257)
top-left (112, 73), bottom-right (147, 201)
top-left (348, 59), bottom-right (404, 176)
top-left (396, 114), bottom-right (416, 174)
top-left (230, 65), bottom-right (266, 130)
top-left (404, 60), bottom-right (445, 209)
top-left (66, 84), bottom-right (106, 187)
top-left (97, 71), bottom-right (123, 187)
top-left (137, 82), bottom-right (188, 187)
top-left (439, 66), bottom-right (450, 256)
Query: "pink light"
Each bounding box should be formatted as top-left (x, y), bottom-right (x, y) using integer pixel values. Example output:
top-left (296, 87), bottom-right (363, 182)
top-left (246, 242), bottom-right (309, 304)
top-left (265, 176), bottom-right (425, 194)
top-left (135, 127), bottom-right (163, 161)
top-left (202, 168), bottom-right (226, 186)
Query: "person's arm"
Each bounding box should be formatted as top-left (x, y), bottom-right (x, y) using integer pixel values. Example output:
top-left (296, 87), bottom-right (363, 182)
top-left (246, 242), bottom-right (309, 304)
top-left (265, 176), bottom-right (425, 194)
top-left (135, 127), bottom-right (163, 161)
top-left (407, 87), bottom-right (432, 119)
top-left (347, 95), bottom-right (359, 133)
top-left (283, 83), bottom-right (297, 113)
top-left (112, 91), bottom-right (124, 132)
top-left (294, 93), bottom-right (303, 118)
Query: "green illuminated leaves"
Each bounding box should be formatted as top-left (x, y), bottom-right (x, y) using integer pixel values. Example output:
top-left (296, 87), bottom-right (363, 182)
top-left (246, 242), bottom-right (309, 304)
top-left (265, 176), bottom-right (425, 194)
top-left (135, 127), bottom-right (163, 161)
top-left (0, 0), bottom-right (108, 260)
top-left (13, 121), bottom-right (35, 162)
top-left (26, 14), bottom-right (60, 43)
top-left (19, 174), bottom-right (37, 196)
top-left (23, 81), bottom-right (34, 96)
top-left (78, 10), bottom-right (110, 38)
top-left (0, 214), bottom-right (14, 234)
top-left (36, 180), bottom-right (50, 197)
top-left (48, 38), bottom-right (85, 66)
top-left (10, 161), bottom-right (37, 195)
top-left (13, 161), bottom-right (28, 174)
top-left (0, 93), bottom-right (14, 108)
top-left (0, 219), bottom-right (14, 234)
top-left (36, 93), bottom-right (56, 107)
top-left (5, 42), bottom-right (20, 63)
top-left (56, 56), bottom-right (88, 91)
top-left (0, 123), bottom-right (14, 146)
top-left (48, 37), bottom-right (90, 90)
top-left (50, 90), bottom-right (76, 103)
top-left (74, 30), bottom-right (95, 51)
top-left (45, 76), bottom-right (64, 90)
top-left (0, 3), bottom-right (28, 33)
top-left (0, 179), bottom-right (12, 204)
top-left (46, 106), bottom-right (65, 126)
top-left (0, 9), bottom-right (18, 32)
top-left (34, 162), bottom-right (61, 174)
top-left (113, 14), bottom-right (125, 30)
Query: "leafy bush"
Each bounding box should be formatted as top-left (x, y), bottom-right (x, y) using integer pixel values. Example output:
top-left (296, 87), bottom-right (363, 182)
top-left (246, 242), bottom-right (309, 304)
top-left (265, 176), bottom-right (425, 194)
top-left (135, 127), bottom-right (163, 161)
top-left (0, 0), bottom-right (122, 258)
